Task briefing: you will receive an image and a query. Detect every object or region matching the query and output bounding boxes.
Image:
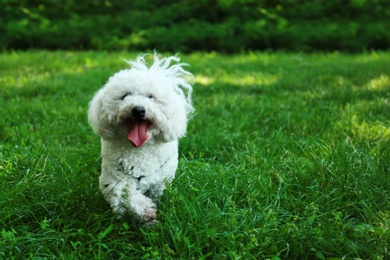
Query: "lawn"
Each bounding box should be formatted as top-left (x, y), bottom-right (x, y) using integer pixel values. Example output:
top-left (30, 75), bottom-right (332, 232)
top-left (0, 51), bottom-right (389, 259)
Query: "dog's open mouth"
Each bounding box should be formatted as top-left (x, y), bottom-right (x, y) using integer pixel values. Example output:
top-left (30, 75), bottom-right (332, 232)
top-left (126, 120), bottom-right (152, 147)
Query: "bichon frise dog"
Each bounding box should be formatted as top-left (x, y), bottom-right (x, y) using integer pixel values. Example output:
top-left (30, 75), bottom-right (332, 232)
top-left (88, 53), bottom-right (194, 226)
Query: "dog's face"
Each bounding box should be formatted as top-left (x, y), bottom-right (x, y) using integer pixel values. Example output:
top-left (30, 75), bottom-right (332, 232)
top-left (88, 55), bottom-right (194, 147)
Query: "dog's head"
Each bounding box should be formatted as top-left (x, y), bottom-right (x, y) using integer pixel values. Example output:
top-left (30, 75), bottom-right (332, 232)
top-left (88, 53), bottom-right (194, 147)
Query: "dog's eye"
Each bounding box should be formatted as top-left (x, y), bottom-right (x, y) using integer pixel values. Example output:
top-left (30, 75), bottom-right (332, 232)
top-left (147, 94), bottom-right (155, 100)
top-left (121, 92), bottom-right (132, 100)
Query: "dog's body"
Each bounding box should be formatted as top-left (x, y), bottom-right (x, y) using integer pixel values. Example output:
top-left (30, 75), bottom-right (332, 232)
top-left (88, 54), bottom-right (193, 225)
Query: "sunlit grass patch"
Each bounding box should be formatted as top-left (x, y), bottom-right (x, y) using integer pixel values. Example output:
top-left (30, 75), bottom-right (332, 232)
top-left (365, 74), bottom-right (389, 91)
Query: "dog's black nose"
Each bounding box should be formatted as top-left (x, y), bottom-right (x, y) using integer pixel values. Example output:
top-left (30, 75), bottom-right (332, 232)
top-left (132, 106), bottom-right (146, 119)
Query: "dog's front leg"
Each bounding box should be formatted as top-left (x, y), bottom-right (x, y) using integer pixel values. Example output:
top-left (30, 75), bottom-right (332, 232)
top-left (123, 185), bottom-right (157, 224)
top-left (100, 177), bottom-right (157, 224)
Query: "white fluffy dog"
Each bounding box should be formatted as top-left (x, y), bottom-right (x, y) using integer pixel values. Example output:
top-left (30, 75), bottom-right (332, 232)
top-left (88, 53), bottom-right (194, 225)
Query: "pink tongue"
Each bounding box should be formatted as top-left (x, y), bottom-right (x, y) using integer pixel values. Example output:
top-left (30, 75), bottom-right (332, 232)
top-left (128, 121), bottom-right (149, 147)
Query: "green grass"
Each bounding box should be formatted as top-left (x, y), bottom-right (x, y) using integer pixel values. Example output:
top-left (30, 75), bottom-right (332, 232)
top-left (0, 51), bottom-right (389, 259)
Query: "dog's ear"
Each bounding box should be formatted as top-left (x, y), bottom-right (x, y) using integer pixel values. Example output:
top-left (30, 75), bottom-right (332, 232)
top-left (160, 96), bottom-right (189, 141)
top-left (88, 89), bottom-right (105, 135)
top-left (89, 89), bottom-right (117, 139)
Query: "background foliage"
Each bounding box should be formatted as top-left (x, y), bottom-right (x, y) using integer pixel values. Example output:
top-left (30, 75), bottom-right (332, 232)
top-left (1, 0), bottom-right (390, 52)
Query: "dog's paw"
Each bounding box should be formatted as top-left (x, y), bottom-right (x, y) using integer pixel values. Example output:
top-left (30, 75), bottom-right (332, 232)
top-left (143, 206), bottom-right (157, 222)
top-left (142, 219), bottom-right (158, 229)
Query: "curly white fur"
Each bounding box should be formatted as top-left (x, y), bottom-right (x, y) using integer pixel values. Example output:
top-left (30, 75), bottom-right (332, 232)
top-left (88, 53), bottom-right (194, 225)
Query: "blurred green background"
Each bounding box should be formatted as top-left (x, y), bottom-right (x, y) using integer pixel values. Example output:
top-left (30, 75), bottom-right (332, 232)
top-left (1, 0), bottom-right (389, 52)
